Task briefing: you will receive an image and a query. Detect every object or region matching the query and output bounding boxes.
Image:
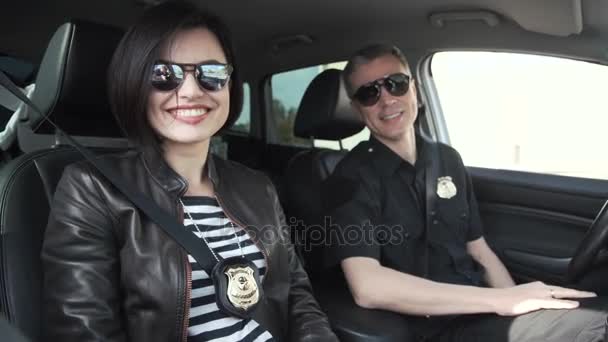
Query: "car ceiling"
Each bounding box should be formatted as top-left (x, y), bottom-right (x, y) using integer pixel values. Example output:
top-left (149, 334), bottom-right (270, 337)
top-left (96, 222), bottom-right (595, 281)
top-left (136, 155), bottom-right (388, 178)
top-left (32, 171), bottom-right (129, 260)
top-left (2, 0), bottom-right (608, 80)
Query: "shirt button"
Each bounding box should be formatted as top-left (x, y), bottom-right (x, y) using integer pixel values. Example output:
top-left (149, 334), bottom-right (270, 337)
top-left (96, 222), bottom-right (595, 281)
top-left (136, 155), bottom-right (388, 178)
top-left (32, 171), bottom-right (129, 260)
top-left (368, 147), bottom-right (374, 152)
top-left (432, 220), bottom-right (439, 225)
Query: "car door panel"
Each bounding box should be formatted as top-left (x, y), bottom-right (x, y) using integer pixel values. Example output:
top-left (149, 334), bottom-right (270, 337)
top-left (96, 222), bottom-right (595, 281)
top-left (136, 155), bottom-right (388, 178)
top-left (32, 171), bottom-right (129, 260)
top-left (469, 167), bottom-right (608, 286)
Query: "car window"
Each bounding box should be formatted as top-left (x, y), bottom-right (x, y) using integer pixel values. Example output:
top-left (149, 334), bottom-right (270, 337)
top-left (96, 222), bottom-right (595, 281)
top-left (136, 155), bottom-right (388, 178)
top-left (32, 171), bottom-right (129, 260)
top-left (270, 62), bottom-right (369, 149)
top-left (0, 56), bottom-right (36, 131)
top-left (0, 86), bottom-right (20, 128)
top-left (230, 82), bottom-right (251, 134)
top-left (431, 51), bottom-right (608, 180)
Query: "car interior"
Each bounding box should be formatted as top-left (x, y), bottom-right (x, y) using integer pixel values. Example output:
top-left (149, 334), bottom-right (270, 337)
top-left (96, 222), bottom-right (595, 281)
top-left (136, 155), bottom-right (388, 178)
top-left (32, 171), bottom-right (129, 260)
top-left (1, 0), bottom-right (608, 341)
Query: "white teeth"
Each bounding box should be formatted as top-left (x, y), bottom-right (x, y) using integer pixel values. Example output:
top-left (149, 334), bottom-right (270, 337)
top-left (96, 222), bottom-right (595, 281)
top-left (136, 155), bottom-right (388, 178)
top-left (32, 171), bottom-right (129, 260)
top-left (381, 112), bottom-right (402, 120)
top-left (174, 108), bottom-right (207, 117)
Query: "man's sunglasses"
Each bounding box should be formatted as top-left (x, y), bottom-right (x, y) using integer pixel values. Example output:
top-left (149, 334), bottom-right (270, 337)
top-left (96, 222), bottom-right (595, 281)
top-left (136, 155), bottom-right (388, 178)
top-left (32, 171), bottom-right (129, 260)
top-left (151, 61), bottom-right (233, 92)
top-left (353, 73), bottom-right (411, 107)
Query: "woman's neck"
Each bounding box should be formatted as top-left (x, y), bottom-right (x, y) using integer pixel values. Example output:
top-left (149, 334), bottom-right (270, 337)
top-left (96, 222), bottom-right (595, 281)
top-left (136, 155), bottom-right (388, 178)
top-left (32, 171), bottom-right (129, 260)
top-left (162, 139), bottom-right (214, 196)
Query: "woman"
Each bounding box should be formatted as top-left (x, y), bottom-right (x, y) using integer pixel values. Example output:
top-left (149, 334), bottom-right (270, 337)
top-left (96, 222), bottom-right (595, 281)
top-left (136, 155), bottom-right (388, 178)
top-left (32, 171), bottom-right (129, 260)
top-left (41, 2), bottom-right (337, 341)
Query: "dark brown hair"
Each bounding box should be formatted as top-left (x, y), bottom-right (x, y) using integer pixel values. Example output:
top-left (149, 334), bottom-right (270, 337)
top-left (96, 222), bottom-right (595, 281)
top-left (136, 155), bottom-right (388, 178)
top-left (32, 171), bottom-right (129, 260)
top-left (342, 43), bottom-right (410, 97)
top-left (107, 1), bottom-right (243, 150)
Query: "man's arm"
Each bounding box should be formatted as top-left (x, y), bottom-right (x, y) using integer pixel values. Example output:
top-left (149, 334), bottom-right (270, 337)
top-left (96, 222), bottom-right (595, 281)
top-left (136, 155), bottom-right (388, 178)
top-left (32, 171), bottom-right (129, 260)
top-left (467, 237), bottom-right (515, 288)
top-left (342, 256), bottom-right (596, 317)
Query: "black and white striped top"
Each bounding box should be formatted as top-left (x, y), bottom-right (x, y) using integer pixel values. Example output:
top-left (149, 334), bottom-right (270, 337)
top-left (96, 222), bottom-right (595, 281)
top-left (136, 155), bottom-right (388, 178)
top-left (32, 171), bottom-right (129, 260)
top-left (181, 196), bottom-right (273, 342)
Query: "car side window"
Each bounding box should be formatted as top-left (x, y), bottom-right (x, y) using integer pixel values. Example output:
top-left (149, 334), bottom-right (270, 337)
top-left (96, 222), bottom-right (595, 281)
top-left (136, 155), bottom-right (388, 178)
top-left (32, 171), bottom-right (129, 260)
top-left (230, 82), bottom-right (251, 134)
top-left (431, 51), bottom-right (608, 180)
top-left (270, 62), bottom-right (369, 149)
top-left (0, 56), bottom-right (36, 132)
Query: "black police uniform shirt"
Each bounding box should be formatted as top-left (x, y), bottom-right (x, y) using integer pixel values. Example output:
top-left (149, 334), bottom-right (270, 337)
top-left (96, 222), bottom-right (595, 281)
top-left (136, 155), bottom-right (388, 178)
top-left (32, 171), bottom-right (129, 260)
top-left (323, 134), bottom-right (485, 288)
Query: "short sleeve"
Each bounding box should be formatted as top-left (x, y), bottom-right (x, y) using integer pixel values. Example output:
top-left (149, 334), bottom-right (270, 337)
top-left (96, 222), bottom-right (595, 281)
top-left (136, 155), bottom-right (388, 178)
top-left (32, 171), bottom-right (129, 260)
top-left (322, 172), bottom-right (382, 268)
top-left (464, 168), bottom-right (484, 241)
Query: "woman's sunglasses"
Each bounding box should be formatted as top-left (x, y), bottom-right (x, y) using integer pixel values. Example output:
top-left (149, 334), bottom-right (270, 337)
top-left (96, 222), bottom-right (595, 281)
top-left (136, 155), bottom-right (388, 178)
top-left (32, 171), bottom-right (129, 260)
top-left (150, 61), bottom-right (233, 92)
top-left (352, 73), bottom-right (411, 107)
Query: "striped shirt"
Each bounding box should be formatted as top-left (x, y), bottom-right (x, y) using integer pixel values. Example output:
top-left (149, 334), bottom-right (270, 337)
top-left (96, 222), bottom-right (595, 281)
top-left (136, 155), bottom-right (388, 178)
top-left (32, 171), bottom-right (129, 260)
top-left (181, 196), bottom-right (273, 342)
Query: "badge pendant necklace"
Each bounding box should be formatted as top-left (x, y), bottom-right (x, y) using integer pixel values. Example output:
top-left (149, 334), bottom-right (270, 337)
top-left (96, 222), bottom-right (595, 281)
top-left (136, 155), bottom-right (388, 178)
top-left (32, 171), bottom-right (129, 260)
top-left (179, 198), bottom-right (260, 312)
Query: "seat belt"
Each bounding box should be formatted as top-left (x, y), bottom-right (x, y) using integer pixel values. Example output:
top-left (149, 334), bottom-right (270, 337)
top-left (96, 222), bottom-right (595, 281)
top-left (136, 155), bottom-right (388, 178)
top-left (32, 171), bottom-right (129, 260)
top-left (0, 71), bottom-right (218, 274)
top-left (423, 141), bottom-right (440, 278)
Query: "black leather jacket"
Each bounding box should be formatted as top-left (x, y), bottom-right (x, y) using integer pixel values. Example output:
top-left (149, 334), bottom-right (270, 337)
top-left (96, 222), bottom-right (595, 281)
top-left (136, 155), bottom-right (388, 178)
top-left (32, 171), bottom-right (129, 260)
top-left (42, 148), bottom-right (338, 342)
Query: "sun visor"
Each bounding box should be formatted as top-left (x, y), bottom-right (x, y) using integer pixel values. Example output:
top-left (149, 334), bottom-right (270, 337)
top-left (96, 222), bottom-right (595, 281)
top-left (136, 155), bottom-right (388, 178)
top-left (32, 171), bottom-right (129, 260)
top-left (430, 0), bottom-right (583, 37)
top-left (506, 0), bottom-right (583, 36)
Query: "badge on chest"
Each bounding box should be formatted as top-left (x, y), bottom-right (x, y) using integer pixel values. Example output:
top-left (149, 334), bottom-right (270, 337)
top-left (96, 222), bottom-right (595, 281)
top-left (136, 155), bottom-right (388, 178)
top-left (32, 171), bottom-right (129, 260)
top-left (436, 176), bottom-right (457, 199)
top-left (225, 265), bottom-right (260, 310)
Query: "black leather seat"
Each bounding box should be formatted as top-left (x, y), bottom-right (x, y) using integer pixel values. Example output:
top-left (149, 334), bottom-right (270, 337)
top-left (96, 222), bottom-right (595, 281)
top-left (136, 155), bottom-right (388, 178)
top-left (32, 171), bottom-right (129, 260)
top-left (285, 69), bottom-right (414, 342)
top-left (285, 69), bottom-right (364, 273)
top-left (0, 21), bottom-right (123, 341)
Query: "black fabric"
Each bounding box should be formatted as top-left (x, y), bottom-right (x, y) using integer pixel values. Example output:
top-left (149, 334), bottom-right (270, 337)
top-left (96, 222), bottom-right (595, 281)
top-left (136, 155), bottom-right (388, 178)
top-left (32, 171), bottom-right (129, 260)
top-left (323, 135), bottom-right (485, 336)
top-left (423, 141), bottom-right (438, 277)
top-left (30, 21), bottom-right (123, 137)
top-left (293, 69), bottom-right (364, 140)
top-left (286, 149), bottom-right (346, 226)
top-left (431, 297), bottom-right (608, 342)
top-left (286, 148), bottom-right (348, 274)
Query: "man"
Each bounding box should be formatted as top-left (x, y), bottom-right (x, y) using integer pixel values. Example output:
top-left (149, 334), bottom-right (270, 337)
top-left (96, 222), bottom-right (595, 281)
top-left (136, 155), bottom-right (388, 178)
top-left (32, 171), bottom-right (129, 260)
top-left (323, 43), bottom-right (607, 341)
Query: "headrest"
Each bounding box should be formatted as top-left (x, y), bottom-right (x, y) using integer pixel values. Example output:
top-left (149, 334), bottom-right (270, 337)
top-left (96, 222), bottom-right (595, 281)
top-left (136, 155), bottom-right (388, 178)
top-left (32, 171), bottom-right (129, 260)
top-left (294, 69), bottom-right (364, 141)
top-left (30, 20), bottom-right (123, 137)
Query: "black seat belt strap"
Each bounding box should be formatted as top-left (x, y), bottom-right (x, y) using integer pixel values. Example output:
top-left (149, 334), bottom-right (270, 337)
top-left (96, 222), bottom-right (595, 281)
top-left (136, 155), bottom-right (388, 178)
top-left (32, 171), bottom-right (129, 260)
top-left (423, 141), bottom-right (440, 278)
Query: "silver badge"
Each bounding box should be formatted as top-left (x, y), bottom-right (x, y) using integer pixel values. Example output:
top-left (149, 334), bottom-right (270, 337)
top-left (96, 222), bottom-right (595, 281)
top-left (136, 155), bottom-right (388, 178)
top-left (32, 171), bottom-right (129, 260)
top-left (436, 176), bottom-right (457, 199)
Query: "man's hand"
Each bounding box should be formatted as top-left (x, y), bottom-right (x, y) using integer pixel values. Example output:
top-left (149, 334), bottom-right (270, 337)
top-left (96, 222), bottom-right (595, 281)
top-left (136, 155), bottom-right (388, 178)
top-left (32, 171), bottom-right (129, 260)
top-left (493, 281), bottom-right (597, 316)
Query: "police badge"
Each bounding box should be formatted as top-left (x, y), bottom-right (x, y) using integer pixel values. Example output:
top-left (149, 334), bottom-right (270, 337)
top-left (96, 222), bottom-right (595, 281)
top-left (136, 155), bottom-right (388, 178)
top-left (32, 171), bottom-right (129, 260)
top-left (436, 176), bottom-right (457, 199)
top-left (225, 265), bottom-right (260, 310)
top-left (212, 256), bottom-right (263, 318)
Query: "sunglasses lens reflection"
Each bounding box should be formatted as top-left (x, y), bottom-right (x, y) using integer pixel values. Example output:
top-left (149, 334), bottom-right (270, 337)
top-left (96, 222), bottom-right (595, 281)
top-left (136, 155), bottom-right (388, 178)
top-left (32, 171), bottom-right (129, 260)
top-left (151, 63), bottom-right (183, 91)
top-left (151, 63), bottom-right (231, 92)
top-left (354, 73), bottom-right (410, 107)
top-left (386, 74), bottom-right (409, 96)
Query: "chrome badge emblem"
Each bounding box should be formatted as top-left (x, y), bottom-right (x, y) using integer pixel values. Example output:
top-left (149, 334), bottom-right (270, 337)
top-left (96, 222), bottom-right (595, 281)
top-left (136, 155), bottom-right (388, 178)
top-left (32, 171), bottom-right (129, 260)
top-left (436, 176), bottom-right (457, 199)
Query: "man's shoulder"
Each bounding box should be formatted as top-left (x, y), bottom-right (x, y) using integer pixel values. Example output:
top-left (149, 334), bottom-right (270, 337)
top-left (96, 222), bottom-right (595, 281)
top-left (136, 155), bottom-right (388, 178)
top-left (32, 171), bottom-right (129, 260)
top-left (421, 136), bottom-right (465, 169)
top-left (323, 141), bottom-right (380, 209)
top-left (438, 143), bottom-right (466, 171)
top-left (333, 140), bottom-right (375, 178)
